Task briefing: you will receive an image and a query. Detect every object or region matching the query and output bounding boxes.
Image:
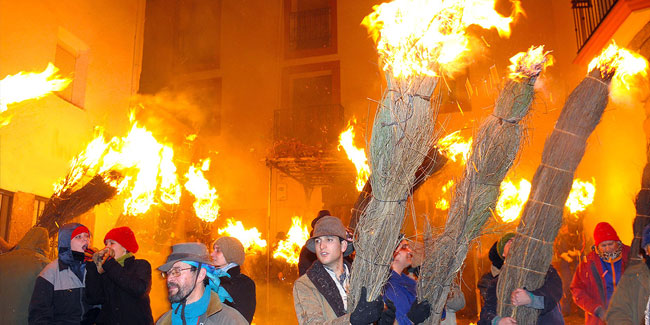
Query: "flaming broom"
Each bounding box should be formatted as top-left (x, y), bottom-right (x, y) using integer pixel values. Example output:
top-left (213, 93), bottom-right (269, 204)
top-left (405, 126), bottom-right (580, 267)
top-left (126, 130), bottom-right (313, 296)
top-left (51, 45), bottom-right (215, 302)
top-left (496, 43), bottom-right (649, 323)
top-left (416, 46), bottom-right (552, 324)
top-left (347, 0), bottom-right (522, 309)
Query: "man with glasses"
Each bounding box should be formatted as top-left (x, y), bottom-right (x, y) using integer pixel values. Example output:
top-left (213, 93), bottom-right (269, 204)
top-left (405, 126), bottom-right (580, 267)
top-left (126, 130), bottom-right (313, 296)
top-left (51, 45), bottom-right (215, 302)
top-left (156, 242), bottom-right (247, 325)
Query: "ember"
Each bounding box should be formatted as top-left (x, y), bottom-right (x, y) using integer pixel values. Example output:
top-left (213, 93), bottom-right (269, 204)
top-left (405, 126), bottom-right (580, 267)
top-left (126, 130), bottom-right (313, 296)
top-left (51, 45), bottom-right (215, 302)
top-left (508, 45), bottom-right (554, 81)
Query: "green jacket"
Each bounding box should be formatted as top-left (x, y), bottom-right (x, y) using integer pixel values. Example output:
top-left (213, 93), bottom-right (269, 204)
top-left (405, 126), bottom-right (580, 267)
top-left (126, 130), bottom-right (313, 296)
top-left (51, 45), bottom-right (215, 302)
top-left (605, 261), bottom-right (650, 325)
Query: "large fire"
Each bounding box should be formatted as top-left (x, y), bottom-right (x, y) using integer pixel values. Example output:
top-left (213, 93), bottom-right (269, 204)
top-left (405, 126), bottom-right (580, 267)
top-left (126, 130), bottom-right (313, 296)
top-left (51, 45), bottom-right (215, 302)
top-left (184, 159), bottom-right (220, 223)
top-left (273, 216), bottom-right (310, 265)
top-left (437, 131), bottom-right (472, 163)
top-left (435, 179), bottom-right (455, 210)
top-left (338, 120), bottom-right (371, 191)
top-left (588, 42), bottom-right (648, 85)
top-left (565, 178), bottom-right (596, 215)
top-left (508, 45), bottom-right (554, 81)
top-left (495, 178), bottom-right (531, 223)
top-left (362, 0), bottom-right (522, 78)
top-left (0, 63), bottom-right (71, 111)
top-left (217, 219), bottom-right (267, 254)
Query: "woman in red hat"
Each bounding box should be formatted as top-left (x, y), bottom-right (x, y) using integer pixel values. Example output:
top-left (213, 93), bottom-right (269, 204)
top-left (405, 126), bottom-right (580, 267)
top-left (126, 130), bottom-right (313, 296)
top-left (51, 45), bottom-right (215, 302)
top-left (85, 226), bottom-right (153, 324)
top-left (570, 222), bottom-right (630, 325)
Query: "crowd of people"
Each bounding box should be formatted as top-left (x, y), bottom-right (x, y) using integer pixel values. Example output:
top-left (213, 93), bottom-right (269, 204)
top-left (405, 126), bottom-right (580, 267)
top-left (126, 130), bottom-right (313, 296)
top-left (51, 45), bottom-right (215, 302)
top-left (0, 212), bottom-right (648, 324)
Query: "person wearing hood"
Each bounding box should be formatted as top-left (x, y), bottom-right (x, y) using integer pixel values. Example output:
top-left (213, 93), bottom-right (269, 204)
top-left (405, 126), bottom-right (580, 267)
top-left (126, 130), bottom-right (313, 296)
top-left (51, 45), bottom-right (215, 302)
top-left (156, 242), bottom-right (247, 325)
top-left (29, 223), bottom-right (100, 324)
top-left (478, 233), bottom-right (563, 325)
top-left (85, 226), bottom-right (153, 324)
top-left (570, 222), bottom-right (630, 325)
top-left (0, 227), bottom-right (50, 324)
top-left (605, 223), bottom-right (650, 324)
top-left (211, 236), bottom-right (256, 323)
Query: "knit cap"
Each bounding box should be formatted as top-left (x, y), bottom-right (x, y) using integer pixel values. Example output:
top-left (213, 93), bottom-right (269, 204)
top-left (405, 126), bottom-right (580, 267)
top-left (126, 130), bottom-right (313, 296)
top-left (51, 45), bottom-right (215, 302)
top-left (213, 236), bottom-right (245, 266)
top-left (496, 233), bottom-right (516, 259)
top-left (593, 222), bottom-right (620, 246)
top-left (70, 225), bottom-right (90, 240)
top-left (104, 227), bottom-right (139, 253)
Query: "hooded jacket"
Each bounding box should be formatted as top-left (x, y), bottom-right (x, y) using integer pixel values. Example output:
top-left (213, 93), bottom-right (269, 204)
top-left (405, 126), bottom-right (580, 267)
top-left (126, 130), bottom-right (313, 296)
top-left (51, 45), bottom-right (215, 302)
top-left (0, 227), bottom-right (50, 324)
top-left (28, 223), bottom-right (99, 324)
top-left (605, 257), bottom-right (650, 324)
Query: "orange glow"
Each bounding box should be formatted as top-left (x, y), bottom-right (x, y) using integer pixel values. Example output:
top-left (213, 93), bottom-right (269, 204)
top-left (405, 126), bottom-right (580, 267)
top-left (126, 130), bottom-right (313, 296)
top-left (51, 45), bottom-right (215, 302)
top-left (273, 216), bottom-right (310, 265)
top-left (588, 42), bottom-right (648, 86)
top-left (508, 45), bottom-right (554, 81)
top-left (437, 131), bottom-right (472, 163)
top-left (338, 120), bottom-right (371, 191)
top-left (218, 219), bottom-right (267, 254)
top-left (496, 178), bottom-right (531, 223)
top-left (566, 178), bottom-right (596, 215)
top-left (0, 63), bottom-right (71, 112)
top-left (184, 158), bottom-right (220, 222)
top-left (435, 179), bottom-right (455, 210)
top-left (362, 0), bottom-right (522, 78)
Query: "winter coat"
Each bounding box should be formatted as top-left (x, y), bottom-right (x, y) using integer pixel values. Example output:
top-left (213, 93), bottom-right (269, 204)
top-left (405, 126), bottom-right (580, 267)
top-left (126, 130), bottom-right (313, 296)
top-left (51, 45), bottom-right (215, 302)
top-left (383, 270), bottom-right (416, 325)
top-left (156, 291), bottom-right (248, 325)
top-left (0, 227), bottom-right (50, 324)
top-left (221, 265), bottom-right (256, 323)
top-left (85, 256), bottom-right (153, 324)
top-left (293, 261), bottom-right (351, 325)
top-left (570, 245), bottom-right (630, 325)
top-left (605, 259), bottom-right (650, 325)
top-left (298, 245), bottom-right (317, 276)
top-left (478, 266), bottom-right (563, 325)
top-left (28, 223), bottom-right (99, 325)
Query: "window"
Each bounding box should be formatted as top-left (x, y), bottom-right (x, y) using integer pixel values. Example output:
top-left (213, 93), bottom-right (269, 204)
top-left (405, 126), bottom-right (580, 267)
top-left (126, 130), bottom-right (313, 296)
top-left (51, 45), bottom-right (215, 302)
top-left (55, 28), bottom-right (89, 108)
top-left (175, 0), bottom-right (221, 72)
top-left (0, 190), bottom-right (13, 241)
top-left (33, 196), bottom-right (47, 226)
top-left (284, 0), bottom-right (337, 58)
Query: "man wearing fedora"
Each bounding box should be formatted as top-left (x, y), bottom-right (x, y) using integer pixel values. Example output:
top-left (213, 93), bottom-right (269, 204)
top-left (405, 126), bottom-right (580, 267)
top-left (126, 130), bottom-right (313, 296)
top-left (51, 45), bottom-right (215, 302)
top-left (293, 215), bottom-right (392, 324)
top-left (156, 242), bottom-right (247, 325)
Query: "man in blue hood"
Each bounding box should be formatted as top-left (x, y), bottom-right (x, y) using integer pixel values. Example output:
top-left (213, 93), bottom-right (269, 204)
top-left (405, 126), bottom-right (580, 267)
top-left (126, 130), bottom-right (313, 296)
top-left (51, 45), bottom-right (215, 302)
top-left (28, 223), bottom-right (100, 324)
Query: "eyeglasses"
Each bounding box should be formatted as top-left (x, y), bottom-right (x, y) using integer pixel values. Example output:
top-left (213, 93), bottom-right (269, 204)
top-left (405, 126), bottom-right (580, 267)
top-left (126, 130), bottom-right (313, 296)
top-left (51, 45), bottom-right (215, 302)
top-left (162, 267), bottom-right (195, 279)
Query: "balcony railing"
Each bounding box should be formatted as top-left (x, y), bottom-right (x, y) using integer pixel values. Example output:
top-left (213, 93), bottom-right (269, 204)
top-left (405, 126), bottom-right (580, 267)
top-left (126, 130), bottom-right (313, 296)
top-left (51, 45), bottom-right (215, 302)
top-left (572, 0), bottom-right (619, 52)
top-left (273, 104), bottom-right (344, 148)
top-left (289, 7), bottom-right (332, 50)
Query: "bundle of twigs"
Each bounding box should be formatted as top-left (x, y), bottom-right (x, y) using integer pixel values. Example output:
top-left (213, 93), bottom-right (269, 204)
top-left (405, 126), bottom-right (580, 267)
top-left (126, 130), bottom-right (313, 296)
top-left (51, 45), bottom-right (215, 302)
top-left (348, 73), bottom-right (439, 309)
top-left (37, 171), bottom-right (120, 236)
top-left (417, 48), bottom-right (549, 324)
top-left (496, 67), bottom-right (613, 323)
top-left (348, 145), bottom-right (448, 230)
top-left (631, 148), bottom-right (650, 264)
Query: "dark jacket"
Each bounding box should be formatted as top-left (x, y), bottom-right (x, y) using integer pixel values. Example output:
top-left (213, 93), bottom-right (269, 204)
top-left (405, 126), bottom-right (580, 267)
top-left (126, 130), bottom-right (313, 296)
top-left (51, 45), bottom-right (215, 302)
top-left (0, 227), bottom-right (50, 324)
top-left (570, 245), bottom-right (630, 325)
top-left (298, 245), bottom-right (317, 276)
top-left (478, 266), bottom-right (564, 325)
top-left (221, 265), bottom-right (256, 323)
top-left (85, 256), bottom-right (153, 324)
top-left (28, 223), bottom-right (99, 325)
top-left (605, 257), bottom-right (650, 325)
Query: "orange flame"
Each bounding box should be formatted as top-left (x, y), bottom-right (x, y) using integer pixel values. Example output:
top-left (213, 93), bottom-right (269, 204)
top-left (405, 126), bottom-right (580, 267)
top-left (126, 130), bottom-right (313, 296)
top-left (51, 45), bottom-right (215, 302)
top-left (496, 178), bottom-right (531, 223)
top-left (435, 179), bottom-right (455, 210)
top-left (566, 178), bottom-right (596, 215)
top-left (0, 63), bottom-right (71, 111)
top-left (508, 45), bottom-right (554, 81)
top-left (184, 159), bottom-right (220, 222)
top-left (273, 216), bottom-right (310, 265)
top-left (338, 120), bottom-right (371, 191)
top-left (588, 42), bottom-right (648, 85)
top-left (437, 131), bottom-right (472, 163)
top-left (362, 0), bottom-right (523, 78)
top-left (218, 219), bottom-right (267, 254)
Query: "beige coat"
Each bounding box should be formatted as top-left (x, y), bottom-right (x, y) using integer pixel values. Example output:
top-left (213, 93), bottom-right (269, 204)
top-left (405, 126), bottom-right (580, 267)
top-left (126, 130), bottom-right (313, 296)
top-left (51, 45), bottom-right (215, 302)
top-left (293, 274), bottom-right (351, 325)
top-left (605, 261), bottom-right (650, 325)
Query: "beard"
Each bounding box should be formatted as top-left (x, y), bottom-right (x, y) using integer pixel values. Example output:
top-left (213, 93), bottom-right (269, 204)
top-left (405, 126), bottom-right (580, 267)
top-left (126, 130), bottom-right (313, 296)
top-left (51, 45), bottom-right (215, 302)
top-left (167, 282), bottom-right (192, 303)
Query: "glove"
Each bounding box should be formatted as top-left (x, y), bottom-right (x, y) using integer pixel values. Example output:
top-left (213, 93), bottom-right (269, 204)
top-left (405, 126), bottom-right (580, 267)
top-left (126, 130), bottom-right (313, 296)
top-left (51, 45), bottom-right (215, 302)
top-left (407, 299), bottom-right (431, 324)
top-left (84, 247), bottom-right (98, 263)
top-left (594, 306), bottom-right (605, 320)
top-left (378, 299), bottom-right (396, 325)
top-left (350, 287), bottom-right (384, 325)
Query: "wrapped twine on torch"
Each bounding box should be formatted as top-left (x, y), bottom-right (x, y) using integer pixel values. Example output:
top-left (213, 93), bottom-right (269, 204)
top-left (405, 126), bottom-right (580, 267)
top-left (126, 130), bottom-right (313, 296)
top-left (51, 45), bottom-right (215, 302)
top-left (417, 61), bottom-right (541, 324)
top-left (496, 67), bottom-right (612, 323)
top-left (347, 73), bottom-right (439, 310)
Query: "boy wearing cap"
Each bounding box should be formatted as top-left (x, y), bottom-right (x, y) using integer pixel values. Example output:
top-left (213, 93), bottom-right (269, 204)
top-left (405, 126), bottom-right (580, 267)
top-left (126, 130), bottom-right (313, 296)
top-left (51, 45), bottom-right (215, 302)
top-left (85, 226), bottom-right (153, 324)
top-left (605, 223), bottom-right (650, 324)
top-left (211, 236), bottom-right (256, 323)
top-left (570, 222), bottom-right (630, 325)
top-left (157, 242), bottom-right (247, 325)
top-left (293, 215), bottom-right (391, 325)
top-left (29, 223), bottom-right (100, 324)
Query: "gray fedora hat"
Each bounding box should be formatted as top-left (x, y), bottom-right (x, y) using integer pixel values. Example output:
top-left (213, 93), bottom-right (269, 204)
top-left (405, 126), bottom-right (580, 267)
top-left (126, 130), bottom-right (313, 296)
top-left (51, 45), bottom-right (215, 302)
top-left (306, 216), bottom-right (354, 256)
top-left (158, 242), bottom-right (213, 272)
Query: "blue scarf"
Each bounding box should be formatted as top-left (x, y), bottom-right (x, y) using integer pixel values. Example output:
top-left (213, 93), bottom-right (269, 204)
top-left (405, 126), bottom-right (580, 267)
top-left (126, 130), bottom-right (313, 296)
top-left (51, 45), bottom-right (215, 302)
top-left (185, 261), bottom-right (233, 303)
top-left (171, 287), bottom-right (211, 325)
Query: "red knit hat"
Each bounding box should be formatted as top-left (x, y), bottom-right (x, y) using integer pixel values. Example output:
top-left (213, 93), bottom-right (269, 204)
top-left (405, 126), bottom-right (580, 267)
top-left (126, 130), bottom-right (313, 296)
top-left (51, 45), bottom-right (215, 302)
top-left (71, 225), bottom-right (90, 240)
top-left (593, 222), bottom-right (620, 246)
top-left (104, 227), bottom-right (139, 253)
